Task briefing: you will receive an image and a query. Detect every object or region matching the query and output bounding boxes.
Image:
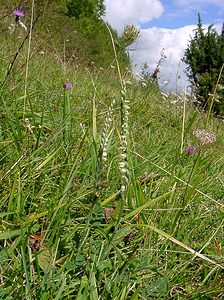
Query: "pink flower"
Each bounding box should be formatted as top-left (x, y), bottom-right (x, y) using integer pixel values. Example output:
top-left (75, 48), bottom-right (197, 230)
top-left (63, 80), bottom-right (71, 89)
top-left (186, 146), bottom-right (196, 154)
top-left (13, 9), bottom-right (25, 17)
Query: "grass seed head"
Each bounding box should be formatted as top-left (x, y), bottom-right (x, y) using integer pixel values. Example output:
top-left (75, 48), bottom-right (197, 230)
top-left (193, 129), bottom-right (216, 146)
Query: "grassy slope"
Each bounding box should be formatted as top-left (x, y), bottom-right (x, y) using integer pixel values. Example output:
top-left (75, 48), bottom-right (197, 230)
top-left (0, 5), bottom-right (224, 300)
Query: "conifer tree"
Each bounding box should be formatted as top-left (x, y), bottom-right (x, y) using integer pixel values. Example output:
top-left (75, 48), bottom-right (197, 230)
top-left (183, 14), bottom-right (224, 115)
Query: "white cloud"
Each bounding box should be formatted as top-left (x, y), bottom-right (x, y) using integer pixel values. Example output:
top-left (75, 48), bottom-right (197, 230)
top-left (129, 23), bottom-right (222, 91)
top-left (104, 0), bottom-right (223, 91)
top-left (104, 0), bottom-right (164, 33)
top-left (103, 1), bottom-right (194, 90)
top-left (128, 25), bottom-right (197, 91)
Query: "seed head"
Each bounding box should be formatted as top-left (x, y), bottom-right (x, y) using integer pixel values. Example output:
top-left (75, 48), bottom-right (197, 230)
top-left (121, 24), bottom-right (140, 47)
top-left (193, 129), bottom-right (216, 146)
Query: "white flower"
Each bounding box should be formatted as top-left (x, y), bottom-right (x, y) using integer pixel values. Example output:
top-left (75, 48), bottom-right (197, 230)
top-left (18, 20), bottom-right (27, 31)
top-left (8, 23), bottom-right (15, 34)
top-left (125, 80), bottom-right (132, 86)
top-left (193, 129), bottom-right (216, 146)
top-left (120, 153), bottom-right (127, 159)
top-left (120, 168), bottom-right (127, 175)
top-left (119, 162), bottom-right (126, 168)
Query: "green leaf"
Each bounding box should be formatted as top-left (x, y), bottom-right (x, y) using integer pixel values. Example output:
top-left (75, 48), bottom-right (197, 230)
top-left (0, 228), bottom-right (23, 240)
top-left (90, 272), bottom-right (98, 300)
top-left (144, 277), bottom-right (168, 297)
top-left (130, 288), bottom-right (140, 300)
top-left (37, 246), bottom-right (52, 272)
top-left (35, 147), bottom-right (61, 171)
top-left (113, 225), bottom-right (133, 241)
top-left (119, 286), bottom-right (127, 300)
top-left (121, 191), bottom-right (172, 222)
top-left (76, 275), bottom-right (89, 300)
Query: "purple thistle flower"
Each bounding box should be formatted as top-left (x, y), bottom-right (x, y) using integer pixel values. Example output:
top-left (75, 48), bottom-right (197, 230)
top-left (13, 9), bottom-right (25, 17)
top-left (64, 80), bottom-right (71, 90)
top-left (186, 146), bottom-right (196, 154)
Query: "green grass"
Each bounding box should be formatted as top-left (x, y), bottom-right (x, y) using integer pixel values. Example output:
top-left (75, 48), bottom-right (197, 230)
top-left (0, 5), bottom-right (224, 300)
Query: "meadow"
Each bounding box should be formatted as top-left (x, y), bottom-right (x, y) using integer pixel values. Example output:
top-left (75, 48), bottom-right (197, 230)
top-left (0, 4), bottom-right (224, 299)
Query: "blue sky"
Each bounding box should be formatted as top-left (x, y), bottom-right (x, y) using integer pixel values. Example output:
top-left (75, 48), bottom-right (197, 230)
top-left (105, 0), bottom-right (223, 33)
top-left (104, 0), bottom-right (223, 90)
top-left (142, 0), bottom-right (223, 29)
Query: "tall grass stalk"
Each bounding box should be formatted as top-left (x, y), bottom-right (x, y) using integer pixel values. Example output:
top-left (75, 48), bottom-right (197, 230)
top-left (206, 62), bottom-right (224, 126)
top-left (87, 69), bottom-right (99, 141)
top-left (0, 9), bottom-right (224, 299)
top-left (23, 0), bottom-right (35, 120)
top-left (62, 86), bottom-right (71, 145)
top-left (180, 89), bottom-right (187, 154)
top-left (133, 150), bottom-right (224, 207)
top-left (172, 149), bottom-right (201, 234)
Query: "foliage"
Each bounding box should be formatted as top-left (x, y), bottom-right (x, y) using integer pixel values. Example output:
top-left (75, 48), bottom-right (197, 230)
top-left (183, 14), bottom-right (224, 115)
top-left (66, 0), bottom-right (105, 19)
top-left (36, 3), bottom-right (130, 71)
top-left (0, 5), bottom-right (224, 300)
top-left (140, 48), bottom-right (167, 86)
top-left (0, 1), bottom-right (129, 71)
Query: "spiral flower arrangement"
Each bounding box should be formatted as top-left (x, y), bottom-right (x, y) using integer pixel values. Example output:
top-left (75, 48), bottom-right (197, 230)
top-left (94, 98), bottom-right (115, 194)
top-left (119, 82), bottom-right (130, 200)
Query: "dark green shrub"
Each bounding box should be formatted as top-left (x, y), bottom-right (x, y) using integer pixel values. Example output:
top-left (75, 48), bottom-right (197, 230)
top-left (183, 15), bottom-right (224, 115)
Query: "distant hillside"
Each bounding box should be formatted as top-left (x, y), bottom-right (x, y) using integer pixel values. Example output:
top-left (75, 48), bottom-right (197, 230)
top-left (0, 1), bottom-right (130, 72)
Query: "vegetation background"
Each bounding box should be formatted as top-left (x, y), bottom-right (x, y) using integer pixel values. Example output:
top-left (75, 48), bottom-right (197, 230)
top-left (183, 14), bottom-right (224, 116)
top-left (0, 1), bottom-right (223, 299)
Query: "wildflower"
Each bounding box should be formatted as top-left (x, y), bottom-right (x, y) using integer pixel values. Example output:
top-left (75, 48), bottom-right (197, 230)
top-left (18, 21), bottom-right (27, 31)
top-left (161, 92), bottom-right (168, 99)
top-left (125, 80), bottom-right (132, 86)
top-left (8, 23), bottom-right (15, 34)
top-left (186, 146), bottom-right (196, 154)
top-left (63, 79), bottom-right (71, 90)
top-left (193, 129), bottom-right (216, 146)
top-left (12, 9), bottom-right (26, 31)
top-left (121, 24), bottom-right (140, 47)
top-left (13, 9), bottom-right (25, 18)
